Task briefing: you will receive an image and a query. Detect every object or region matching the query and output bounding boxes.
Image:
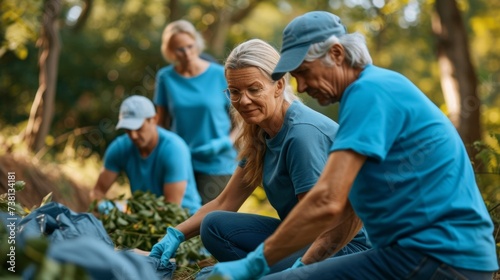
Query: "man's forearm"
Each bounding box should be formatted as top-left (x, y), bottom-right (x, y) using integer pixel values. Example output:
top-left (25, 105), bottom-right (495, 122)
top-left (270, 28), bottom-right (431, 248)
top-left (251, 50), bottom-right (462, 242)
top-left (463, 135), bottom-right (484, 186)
top-left (91, 185), bottom-right (106, 201)
top-left (262, 151), bottom-right (366, 266)
top-left (301, 208), bottom-right (362, 264)
top-left (91, 169), bottom-right (118, 202)
top-left (263, 187), bottom-right (352, 265)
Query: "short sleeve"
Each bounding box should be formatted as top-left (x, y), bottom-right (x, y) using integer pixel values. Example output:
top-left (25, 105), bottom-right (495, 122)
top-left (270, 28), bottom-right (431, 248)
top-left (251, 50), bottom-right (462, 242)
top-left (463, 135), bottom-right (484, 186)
top-left (286, 124), bottom-right (333, 195)
top-left (153, 68), bottom-right (168, 107)
top-left (103, 140), bottom-right (123, 173)
top-left (331, 82), bottom-right (405, 161)
top-left (161, 138), bottom-right (191, 184)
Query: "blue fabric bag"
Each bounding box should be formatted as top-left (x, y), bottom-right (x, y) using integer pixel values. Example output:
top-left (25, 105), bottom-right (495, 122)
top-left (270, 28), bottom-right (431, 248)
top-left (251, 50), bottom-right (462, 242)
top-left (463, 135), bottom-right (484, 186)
top-left (7, 202), bottom-right (175, 279)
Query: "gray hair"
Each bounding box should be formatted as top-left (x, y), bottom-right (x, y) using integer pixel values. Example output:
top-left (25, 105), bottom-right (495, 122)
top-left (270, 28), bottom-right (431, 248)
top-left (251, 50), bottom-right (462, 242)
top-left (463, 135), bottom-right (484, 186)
top-left (305, 32), bottom-right (372, 68)
top-left (161, 20), bottom-right (205, 63)
top-left (225, 39), bottom-right (298, 103)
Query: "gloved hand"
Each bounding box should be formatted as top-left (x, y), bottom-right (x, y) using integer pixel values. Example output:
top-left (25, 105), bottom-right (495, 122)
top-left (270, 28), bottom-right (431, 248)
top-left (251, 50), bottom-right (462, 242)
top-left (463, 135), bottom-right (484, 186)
top-left (208, 243), bottom-right (270, 280)
top-left (191, 138), bottom-right (232, 157)
top-left (149, 227), bottom-right (185, 268)
top-left (97, 200), bottom-right (115, 214)
top-left (291, 257), bottom-right (305, 269)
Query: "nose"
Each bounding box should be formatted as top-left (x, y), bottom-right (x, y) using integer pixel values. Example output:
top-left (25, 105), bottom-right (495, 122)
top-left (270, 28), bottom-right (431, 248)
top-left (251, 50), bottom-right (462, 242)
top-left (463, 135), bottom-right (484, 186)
top-left (237, 91), bottom-right (253, 105)
top-left (128, 130), bottom-right (139, 140)
top-left (295, 77), bottom-right (307, 93)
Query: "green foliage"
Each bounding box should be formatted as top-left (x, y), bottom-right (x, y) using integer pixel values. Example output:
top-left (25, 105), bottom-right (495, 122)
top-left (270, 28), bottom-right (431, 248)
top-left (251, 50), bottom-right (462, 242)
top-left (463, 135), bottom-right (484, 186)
top-left (0, 0), bottom-right (42, 59)
top-left (0, 181), bottom-right (27, 216)
top-left (93, 191), bottom-right (209, 268)
top-left (473, 133), bottom-right (500, 257)
top-left (2, 0), bottom-right (499, 157)
top-left (0, 180), bottom-right (54, 218)
top-left (474, 133), bottom-right (500, 174)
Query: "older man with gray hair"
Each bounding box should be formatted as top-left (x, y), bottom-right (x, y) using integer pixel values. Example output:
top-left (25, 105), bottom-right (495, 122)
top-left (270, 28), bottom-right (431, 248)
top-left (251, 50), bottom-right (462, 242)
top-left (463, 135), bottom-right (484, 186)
top-left (207, 11), bottom-right (497, 280)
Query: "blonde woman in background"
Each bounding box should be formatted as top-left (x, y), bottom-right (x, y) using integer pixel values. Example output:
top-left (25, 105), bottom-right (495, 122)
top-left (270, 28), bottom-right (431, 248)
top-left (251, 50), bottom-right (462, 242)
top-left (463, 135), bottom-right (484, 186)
top-left (153, 20), bottom-right (237, 204)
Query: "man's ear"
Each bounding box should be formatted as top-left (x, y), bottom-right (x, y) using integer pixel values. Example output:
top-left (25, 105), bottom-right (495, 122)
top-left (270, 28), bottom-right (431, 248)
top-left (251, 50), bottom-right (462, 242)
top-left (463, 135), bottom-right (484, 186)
top-left (329, 43), bottom-right (345, 65)
top-left (152, 114), bottom-right (159, 124)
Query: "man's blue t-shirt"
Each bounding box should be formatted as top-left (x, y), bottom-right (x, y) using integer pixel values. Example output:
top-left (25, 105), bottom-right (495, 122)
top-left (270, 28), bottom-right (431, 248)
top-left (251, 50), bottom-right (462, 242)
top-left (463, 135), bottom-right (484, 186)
top-left (263, 101), bottom-right (339, 220)
top-left (331, 64), bottom-right (497, 271)
top-left (104, 127), bottom-right (201, 214)
top-left (154, 63), bottom-right (237, 175)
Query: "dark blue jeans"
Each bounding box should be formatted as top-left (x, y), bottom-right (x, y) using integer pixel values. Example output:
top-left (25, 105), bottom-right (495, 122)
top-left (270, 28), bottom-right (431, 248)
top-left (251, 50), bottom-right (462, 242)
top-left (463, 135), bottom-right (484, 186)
top-left (262, 244), bottom-right (494, 280)
top-left (199, 210), bottom-right (371, 273)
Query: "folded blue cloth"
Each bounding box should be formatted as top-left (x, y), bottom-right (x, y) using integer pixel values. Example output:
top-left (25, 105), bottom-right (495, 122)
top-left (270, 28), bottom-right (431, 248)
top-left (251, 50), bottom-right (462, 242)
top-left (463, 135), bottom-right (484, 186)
top-left (18, 202), bottom-right (114, 247)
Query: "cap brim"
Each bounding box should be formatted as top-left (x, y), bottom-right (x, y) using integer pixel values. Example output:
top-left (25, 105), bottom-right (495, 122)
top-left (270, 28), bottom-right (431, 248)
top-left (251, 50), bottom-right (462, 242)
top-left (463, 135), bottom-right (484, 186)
top-left (115, 118), bottom-right (145, 130)
top-left (271, 44), bottom-right (310, 81)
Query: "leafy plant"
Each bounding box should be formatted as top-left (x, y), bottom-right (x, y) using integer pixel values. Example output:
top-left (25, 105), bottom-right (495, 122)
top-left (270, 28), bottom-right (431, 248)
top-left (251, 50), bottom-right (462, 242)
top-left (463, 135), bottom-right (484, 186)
top-left (0, 181), bottom-right (27, 216)
top-left (473, 133), bottom-right (500, 257)
top-left (92, 191), bottom-right (211, 268)
top-left (0, 181), bottom-right (55, 218)
top-left (474, 133), bottom-right (500, 174)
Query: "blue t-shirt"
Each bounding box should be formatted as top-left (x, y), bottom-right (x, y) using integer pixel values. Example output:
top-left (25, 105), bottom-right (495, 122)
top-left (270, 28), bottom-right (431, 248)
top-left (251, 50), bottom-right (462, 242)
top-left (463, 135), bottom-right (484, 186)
top-left (331, 64), bottom-right (497, 271)
top-left (263, 101), bottom-right (339, 220)
top-left (154, 63), bottom-right (237, 175)
top-left (104, 127), bottom-right (201, 214)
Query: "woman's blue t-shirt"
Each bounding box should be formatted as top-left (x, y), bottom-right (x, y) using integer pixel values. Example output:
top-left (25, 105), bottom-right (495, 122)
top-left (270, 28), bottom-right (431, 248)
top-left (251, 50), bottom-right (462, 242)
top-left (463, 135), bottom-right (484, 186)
top-left (263, 101), bottom-right (339, 220)
top-left (154, 63), bottom-right (237, 175)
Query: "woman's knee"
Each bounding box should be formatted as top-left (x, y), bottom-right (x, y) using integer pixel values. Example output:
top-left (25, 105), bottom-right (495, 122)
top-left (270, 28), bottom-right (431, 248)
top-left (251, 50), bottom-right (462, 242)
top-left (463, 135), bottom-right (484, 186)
top-left (200, 211), bottom-right (232, 244)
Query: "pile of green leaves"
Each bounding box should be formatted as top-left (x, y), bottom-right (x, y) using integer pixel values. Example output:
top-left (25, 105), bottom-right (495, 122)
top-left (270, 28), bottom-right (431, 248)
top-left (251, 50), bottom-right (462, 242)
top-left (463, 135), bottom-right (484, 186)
top-left (0, 181), bottom-right (28, 216)
top-left (91, 191), bottom-right (208, 268)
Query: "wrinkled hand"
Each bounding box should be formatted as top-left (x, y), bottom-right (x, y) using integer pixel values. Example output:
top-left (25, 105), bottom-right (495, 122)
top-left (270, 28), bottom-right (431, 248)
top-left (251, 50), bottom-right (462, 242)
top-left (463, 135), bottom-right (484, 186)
top-left (97, 200), bottom-right (115, 214)
top-left (208, 243), bottom-right (270, 280)
top-left (191, 138), bottom-right (232, 157)
top-left (149, 227), bottom-right (185, 268)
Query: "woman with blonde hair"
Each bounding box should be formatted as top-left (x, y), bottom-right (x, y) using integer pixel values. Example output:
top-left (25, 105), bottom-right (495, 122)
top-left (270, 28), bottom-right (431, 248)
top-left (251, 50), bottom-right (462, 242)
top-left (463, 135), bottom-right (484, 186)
top-left (153, 19), bottom-right (237, 204)
top-left (150, 39), bottom-right (370, 273)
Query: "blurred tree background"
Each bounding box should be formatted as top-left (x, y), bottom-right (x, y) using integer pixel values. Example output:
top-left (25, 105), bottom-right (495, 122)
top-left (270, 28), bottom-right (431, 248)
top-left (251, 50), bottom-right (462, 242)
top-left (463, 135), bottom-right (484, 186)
top-left (0, 0), bottom-right (499, 237)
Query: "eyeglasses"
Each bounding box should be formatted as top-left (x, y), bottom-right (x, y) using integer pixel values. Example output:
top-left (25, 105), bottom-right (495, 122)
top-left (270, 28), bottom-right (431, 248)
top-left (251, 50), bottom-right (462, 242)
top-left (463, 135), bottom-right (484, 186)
top-left (174, 44), bottom-right (194, 55)
top-left (223, 86), bottom-right (266, 102)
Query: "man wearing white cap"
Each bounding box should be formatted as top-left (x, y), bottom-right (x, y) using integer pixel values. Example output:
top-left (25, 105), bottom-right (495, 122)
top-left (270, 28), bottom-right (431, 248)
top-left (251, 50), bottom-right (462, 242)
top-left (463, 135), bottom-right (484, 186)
top-left (92, 95), bottom-right (201, 215)
top-left (206, 11), bottom-right (497, 279)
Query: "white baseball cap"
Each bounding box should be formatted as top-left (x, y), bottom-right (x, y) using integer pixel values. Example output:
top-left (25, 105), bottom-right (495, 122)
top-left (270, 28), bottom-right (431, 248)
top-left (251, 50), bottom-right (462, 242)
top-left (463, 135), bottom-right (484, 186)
top-left (115, 95), bottom-right (156, 130)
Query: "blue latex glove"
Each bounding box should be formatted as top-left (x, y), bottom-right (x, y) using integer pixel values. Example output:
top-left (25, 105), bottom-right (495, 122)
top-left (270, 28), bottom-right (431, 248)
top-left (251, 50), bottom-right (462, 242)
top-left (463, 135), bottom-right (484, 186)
top-left (208, 243), bottom-right (270, 280)
top-left (283, 257), bottom-right (305, 272)
top-left (291, 257), bottom-right (305, 269)
top-left (97, 200), bottom-right (115, 214)
top-left (149, 227), bottom-right (185, 268)
top-left (191, 138), bottom-right (232, 157)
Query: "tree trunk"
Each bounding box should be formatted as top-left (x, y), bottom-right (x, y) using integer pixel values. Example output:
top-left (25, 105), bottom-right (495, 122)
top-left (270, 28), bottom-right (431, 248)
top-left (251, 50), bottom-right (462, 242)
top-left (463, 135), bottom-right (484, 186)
top-left (432, 0), bottom-right (481, 163)
top-left (25, 0), bottom-right (62, 152)
top-left (168, 0), bottom-right (182, 21)
top-left (207, 0), bottom-right (265, 58)
top-left (209, 9), bottom-right (232, 59)
top-left (72, 0), bottom-right (92, 32)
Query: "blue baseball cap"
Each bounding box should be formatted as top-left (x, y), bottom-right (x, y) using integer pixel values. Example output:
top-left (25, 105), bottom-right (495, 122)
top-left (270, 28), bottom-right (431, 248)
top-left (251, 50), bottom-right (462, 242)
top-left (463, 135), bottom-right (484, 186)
top-left (116, 95), bottom-right (156, 130)
top-left (272, 11), bottom-right (347, 81)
